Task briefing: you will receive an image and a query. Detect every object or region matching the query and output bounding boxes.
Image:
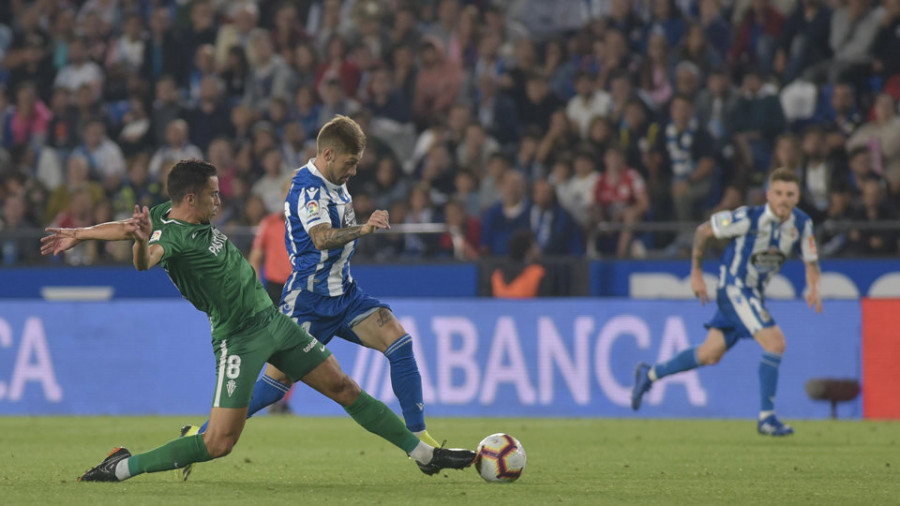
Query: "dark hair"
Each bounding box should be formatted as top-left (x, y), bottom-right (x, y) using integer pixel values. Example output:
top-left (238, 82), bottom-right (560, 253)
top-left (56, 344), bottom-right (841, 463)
top-left (167, 159), bottom-right (217, 203)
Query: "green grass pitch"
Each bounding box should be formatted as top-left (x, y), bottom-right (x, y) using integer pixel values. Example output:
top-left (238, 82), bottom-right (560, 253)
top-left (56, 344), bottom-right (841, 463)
top-left (1, 417), bottom-right (898, 505)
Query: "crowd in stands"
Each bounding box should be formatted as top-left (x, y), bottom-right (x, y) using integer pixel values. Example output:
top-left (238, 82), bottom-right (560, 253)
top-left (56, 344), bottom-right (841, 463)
top-left (1, 0), bottom-right (899, 266)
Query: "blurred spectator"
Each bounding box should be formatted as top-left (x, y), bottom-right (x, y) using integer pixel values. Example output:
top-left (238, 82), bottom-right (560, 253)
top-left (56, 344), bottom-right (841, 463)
top-left (671, 22), bottom-right (723, 82)
top-left (815, 82), bottom-right (861, 139)
top-left (473, 73), bottom-right (519, 148)
top-left (618, 98), bottom-right (661, 178)
top-left (513, 129), bottom-right (542, 181)
top-left (0, 192), bottom-right (40, 265)
top-left (149, 119), bottom-right (203, 180)
top-left (699, 0), bottom-right (732, 59)
top-left (51, 187), bottom-right (95, 264)
top-left (244, 30), bottom-right (296, 111)
top-left (271, 3), bottom-right (309, 61)
top-left (117, 95), bottom-right (153, 157)
top-left (847, 94), bottom-right (900, 195)
top-left (54, 37), bottom-right (103, 99)
top-left (645, 0), bottom-right (688, 49)
top-left (518, 73), bottom-right (562, 134)
top-left (317, 77), bottom-right (360, 129)
top-left (72, 117), bottom-right (126, 191)
top-left (248, 182), bottom-right (292, 305)
top-left (391, 43), bottom-right (418, 100)
top-left (366, 66), bottom-right (412, 124)
top-left (371, 157), bottom-right (411, 211)
top-left (111, 153), bottom-right (163, 220)
top-left (847, 175), bottom-right (898, 255)
top-left (457, 122), bottom-right (500, 172)
top-left (566, 71), bottom-right (611, 138)
top-left (413, 37), bottom-right (463, 127)
top-left (872, 0), bottom-right (900, 79)
top-left (694, 68), bottom-right (738, 149)
top-left (531, 178), bottom-right (584, 256)
top-left (141, 7), bottom-right (184, 85)
top-left (846, 146), bottom-right (877, 192)
top-left (214, 2), bottom-right (259, 68)
top-left (652, 94), bottom-right (716, 222)
top-left (390, 7), bottom-right (422, 49)
top-left (490, 228), bottom-right (548, 298)
top-left (820, 0), bottom-right (880, 84)
top-left (453, 169), bottom-right (482, 218)
top-left (562, 149), bottom-right (602, 229)
top-left (150, 75), bottom-right (184, 145)
top-left (291, 42), bottom-right (319, 92)
top-left (639, 33), bottom-right (674, 110)
top-left (798, 127), bottom-right (842, 221)
top-left (730, 0), bottom-right (784, 75)
top-left (187, 44), bottom-right (217, 105)
top-left (45, 87), bottom-right (79, 154)
top-left (221, 46), bottom-right (251, 104)
top-left (478, 152), bottom-right (511, 212)
top-left (251, 147), bottom-right (291, 213)
top-left (45, 155), bottom-right (104, 224)
top-left (4, 82), bottom-right (51, 149)
top-left (8, 29), bottom-right (56, 102)
top-left (186, 76), bottom-right (231, 152)
top-left (774, 0), bottom-right (832, 83)
top-left (105, 12), bottom-right (145, 75)
top-left (607, 0), bottom-right (647, 53)
top-left (438, 198), bottom-right (480, 260)
top-left (817, 182), bottom-right (855, 256)
top-left (280, 121), bottom-right (307, 169)
top-left (593, 145), bottom-right (650, 257)
top-left (731, 68), bottom-right (786, 184)
top-left (402, 183), bottom-right (438, 258)
top-left (481, 170), bottom-right (530, 256)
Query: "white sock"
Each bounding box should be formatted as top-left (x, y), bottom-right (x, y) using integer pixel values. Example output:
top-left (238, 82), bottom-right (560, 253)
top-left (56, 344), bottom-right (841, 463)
top-left (114, 458), bottom-right (132, 481)
top-left (648, 367), bottom-right (658, 382)
top-left (408, 441), bottom-right (433, 465)
top-left (759, 410), bottom-right (775, 421)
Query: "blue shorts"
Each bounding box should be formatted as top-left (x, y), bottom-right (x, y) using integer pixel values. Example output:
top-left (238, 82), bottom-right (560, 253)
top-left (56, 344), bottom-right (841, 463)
top-left (705, 284), bottom-right (776, 349)
top-left (279, 282), bottom-right (390, 345)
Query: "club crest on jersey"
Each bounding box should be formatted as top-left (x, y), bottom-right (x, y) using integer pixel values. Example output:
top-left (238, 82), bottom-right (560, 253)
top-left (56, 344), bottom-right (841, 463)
top-left (150, 230), bottom-right (162, 242)
top-left (226, 379), bottom-right (236, 397)
top-left (342, 205), bottom-right (357, 227)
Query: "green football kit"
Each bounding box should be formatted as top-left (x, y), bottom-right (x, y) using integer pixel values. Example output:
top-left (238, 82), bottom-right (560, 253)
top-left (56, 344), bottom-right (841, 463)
top-left (148, 203), bottom-right (331, 408)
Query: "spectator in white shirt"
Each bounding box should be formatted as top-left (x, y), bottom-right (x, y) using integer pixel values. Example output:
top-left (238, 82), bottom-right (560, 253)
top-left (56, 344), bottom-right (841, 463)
top-left (566, 71), bottom-right (612, 139)
top-left (53, 37), bottom-right (104, 99)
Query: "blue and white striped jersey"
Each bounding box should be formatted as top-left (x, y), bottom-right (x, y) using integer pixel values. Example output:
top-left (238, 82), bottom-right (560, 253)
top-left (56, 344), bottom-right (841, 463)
top-left (711, 204), bottom-right (818, 293)
top-left (283, 159), bottom-right (357, 296)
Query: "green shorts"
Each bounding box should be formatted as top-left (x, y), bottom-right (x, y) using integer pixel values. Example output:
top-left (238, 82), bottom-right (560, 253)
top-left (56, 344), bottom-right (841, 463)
top-left (211, 308), bottom-right (332, 409)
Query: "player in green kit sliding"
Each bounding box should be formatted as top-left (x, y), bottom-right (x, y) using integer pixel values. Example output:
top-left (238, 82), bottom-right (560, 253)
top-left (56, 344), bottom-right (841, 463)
top-left (41, 160), bottom-right (475, 482)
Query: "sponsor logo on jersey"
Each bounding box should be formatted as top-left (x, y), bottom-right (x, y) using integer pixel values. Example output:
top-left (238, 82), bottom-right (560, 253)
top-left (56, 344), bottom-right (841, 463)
top-left (750, 248), bottom-right (787, 273)
top-left (305, 200), bottom-right (319, 216)
top-left (303, 338), bottom-right (320, 353)
top-left (150, 230), bottom-right (162, 242)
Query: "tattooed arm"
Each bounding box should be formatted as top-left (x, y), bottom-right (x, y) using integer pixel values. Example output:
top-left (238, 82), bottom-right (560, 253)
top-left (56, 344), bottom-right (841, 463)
top-left (690, 221), bottom-right (714, 305)
top-left (307, 209), bottom-right (390, 250)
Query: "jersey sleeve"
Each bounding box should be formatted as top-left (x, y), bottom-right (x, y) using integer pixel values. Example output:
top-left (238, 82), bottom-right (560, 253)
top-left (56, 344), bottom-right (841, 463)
top-left (148, 203), bottom-right (175, 259)
top-left (798, 218), bottom-right (818, 262)
top-left (293, 185), bottom-right (329, 232)
top-left (710, 206), bottom-right (751, 239)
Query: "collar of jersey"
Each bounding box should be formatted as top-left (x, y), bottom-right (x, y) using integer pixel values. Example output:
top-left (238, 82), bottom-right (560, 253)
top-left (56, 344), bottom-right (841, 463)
top-left (160, 209), bottom-right (197, 226)
top-left (306, 158), bottom-right (344, 192)
top-left (762, 203), bottom-right (793, 226)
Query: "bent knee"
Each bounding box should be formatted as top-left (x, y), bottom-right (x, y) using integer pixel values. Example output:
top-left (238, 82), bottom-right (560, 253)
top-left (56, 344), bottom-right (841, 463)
top-left (203, 433), bottom-right (238, 459)
top-left (331, 374), bottom-right (362, 406)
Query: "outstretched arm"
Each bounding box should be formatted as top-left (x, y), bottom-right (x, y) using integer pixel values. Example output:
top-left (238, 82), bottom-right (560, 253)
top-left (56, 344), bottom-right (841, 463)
top-left (130, 205), bottom-right (164, 271)
top-left (307, 209), bottom-right (390, 250)
top-left (690, 221), bottom-right (715, 305)
top-left (41, 206), bottom-right (144, 256)
top-left (805, 261), bottom-right (823, 313)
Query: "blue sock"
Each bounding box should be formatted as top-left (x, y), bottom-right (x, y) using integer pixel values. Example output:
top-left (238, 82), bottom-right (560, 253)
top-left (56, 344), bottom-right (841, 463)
top-left (759, 352), bottom-right (782, 412)
top-left (384, 334), bottom-right (425, 432)
top-left (198, 375), bottom-right (290, 433)
top-left (652, 348), bottom-right (701, 380)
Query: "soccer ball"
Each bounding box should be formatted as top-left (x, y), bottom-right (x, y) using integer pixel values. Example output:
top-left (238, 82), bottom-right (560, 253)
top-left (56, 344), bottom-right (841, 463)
top-left (475, 433), bottom-right (526, 483)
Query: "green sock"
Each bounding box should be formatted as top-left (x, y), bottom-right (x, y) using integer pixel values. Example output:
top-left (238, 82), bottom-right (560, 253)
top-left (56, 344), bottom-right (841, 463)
top-left (127, 434), bottom-right (212, 476)
top-left (344, 391), bottom-right (420, 454)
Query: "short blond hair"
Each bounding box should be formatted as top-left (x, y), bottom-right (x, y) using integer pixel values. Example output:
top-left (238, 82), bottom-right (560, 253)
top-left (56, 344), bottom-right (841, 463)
top-left (317, 115), bottom-right (366, 155)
